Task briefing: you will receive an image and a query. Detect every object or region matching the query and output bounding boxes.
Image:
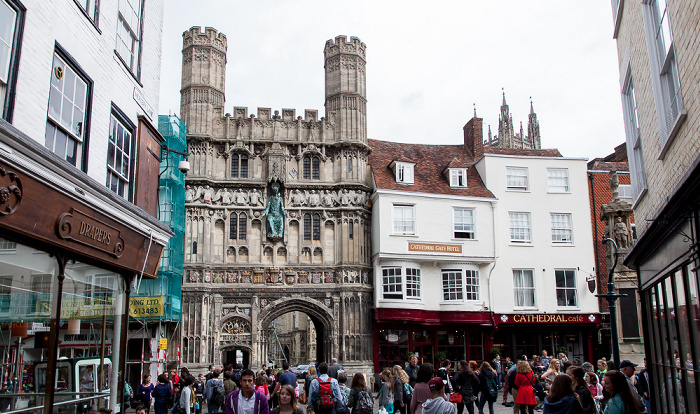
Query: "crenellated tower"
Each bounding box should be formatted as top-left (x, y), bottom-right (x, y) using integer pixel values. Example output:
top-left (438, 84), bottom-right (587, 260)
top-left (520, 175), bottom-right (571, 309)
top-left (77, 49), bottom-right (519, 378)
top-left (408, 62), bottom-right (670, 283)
top-left (324, 36), bottom-right (367, 144)
top-left (180, 27), bottom-right (227, 139)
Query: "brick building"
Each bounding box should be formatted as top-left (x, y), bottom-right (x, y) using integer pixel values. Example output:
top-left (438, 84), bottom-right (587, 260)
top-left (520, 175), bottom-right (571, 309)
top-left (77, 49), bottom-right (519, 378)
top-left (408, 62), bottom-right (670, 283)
top-left (612, 0), bottom-right (700, 412)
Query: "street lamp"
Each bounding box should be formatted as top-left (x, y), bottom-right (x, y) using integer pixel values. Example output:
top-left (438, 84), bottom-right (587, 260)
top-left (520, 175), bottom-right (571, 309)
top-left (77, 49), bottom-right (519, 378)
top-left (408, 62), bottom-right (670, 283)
top-left (595, 237), bottom-right (627, 370)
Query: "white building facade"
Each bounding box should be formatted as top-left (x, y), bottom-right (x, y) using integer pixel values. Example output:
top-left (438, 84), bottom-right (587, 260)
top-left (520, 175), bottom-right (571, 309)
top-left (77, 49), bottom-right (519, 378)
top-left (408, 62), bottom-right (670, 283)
top-left (0, 0), bottom-right (169, 411)
top-left (370, 116), bottom-right (600, 371)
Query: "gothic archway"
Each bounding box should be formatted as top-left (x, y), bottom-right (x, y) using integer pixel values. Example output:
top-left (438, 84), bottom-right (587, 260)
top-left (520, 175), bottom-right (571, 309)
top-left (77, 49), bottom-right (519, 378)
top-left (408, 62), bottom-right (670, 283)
top-left (258, 296), bottom-right (336, 364)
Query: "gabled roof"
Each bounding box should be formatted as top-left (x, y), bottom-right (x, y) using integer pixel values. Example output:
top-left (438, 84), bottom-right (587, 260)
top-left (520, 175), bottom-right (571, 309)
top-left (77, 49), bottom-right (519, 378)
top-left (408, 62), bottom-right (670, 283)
top-left (483, 146), bottom-right (562, 157)
top-left (368, 139), bottom-right (495, 198)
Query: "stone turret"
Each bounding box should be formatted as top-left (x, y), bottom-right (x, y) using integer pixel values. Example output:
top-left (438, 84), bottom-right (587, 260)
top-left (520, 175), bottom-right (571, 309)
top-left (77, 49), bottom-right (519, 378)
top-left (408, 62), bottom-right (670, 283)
top-left (528, 99), bottom-right (541, 149)
top-left (324, 36), bottom-right (367, 143)
top-left (498, 90), bottom-right (514, 148)
top-left (180, 27), bottom-right (227, 139)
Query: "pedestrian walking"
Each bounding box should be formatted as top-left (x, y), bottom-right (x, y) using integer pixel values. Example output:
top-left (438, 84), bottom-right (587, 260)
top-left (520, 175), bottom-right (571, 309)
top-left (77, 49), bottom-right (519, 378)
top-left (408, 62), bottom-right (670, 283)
top-left (137, 374), bottom-right (156, 414)
top-left (421, 378), bottom-right (456, 414)
top-left (601, 371), bottom-right (641, 414)
top-left (392, 365), bottom-right (411, 414)
top-left (567, 367), bottom-right (594, 414)
top-left (476, 362), bottom-right (497, 414)
top-left (270, 384), bottom-right (304, 414)
top-left (410, 364), bottom-right (434, 414)
top-left (542, 374), bottom-right (583, 414)
top-left (405, 356), bottom-right (420, 389)
top-left (452, 361), bottom-right (479, 414)
top-left (225, 369), bottom-right (270, 414)
top-left (513, 362), bottom-right (536, 414)
top-left (153, 374), bottom-right (173, 414)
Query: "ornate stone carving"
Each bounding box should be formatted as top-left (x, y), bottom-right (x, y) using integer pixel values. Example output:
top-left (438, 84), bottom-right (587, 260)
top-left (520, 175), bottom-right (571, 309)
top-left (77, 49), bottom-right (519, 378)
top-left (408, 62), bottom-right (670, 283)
top-left (0, 165), bottom-right (22, 215)
top-left (262, 182), bottom-right (287, 240)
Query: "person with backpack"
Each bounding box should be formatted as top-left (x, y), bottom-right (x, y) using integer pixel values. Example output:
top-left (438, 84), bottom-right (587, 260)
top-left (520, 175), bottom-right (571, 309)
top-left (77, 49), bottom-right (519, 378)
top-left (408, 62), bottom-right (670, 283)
top-left (392, 365), bottom-right (412, 414)
top-left (224, 371), bottom-right (238, 397)
top-left (308, 362), bottom-right (345, 414)
top-left (225, 369), bottom-right (270, 414)
top-left (204, 369), bottom-right (226, 413)
top-left (347, 373), bottom-right (373, 414)
top-left (476, 362), bottom-right (497, 414)
top-left (195, 374), bottom-right (206, 414)
top-left (452, 361), bottom-right (479, 414)
top-left (337, 372), bottom-right (350, 414)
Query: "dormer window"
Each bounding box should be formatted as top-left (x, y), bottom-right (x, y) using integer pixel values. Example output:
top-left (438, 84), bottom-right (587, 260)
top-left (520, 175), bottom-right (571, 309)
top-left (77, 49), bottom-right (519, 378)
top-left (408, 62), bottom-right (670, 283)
top-left (449, 169), bottom-right (467, 188)
top-left (391, 161), bottom-right (415, 184)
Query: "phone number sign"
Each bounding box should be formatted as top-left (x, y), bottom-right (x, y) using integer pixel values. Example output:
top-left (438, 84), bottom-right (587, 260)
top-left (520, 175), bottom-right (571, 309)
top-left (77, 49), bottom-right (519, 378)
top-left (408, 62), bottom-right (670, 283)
top-left (129, 296), bottom-right (165, 318)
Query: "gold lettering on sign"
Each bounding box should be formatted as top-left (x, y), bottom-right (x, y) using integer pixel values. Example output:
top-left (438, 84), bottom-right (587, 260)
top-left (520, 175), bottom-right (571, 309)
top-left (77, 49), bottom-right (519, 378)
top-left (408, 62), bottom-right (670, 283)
top-left (78, 221), bottom-right (112, 245)
top-left (510, 314), bottom-right (589, 324)
top-left (408, 243), bottom-right (462, 254)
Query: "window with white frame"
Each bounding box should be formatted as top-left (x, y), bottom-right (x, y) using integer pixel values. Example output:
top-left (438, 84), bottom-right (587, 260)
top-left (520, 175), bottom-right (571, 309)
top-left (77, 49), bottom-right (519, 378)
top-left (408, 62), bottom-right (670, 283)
top-left (0, 238), bottom-right (16, 251)
top-left (45, 51), bottom-right (90, 168)
top-left (442, 270), bottom-right (463, 301)
top-left (555, 269), bottom-right (577, 307)
top-left (509, 212), bottom-right (531, 244)
top-left (394, 162), bottom-right (414, 184)
top-left (106, 110), bottom-right (134, 199)
top-left (619, 184), bottom-right (633, 203)
top-left (454, 208), bottom-right (475, 239)
top-left (0, 0), bottom-right (23, 122)
top-left (643, 0), bottom-right (684, 147)
top-left (449, 169), bottom-right (467, 188)
top-left (513, 269), bottom-right (536, 308)
top-left (116, 0), bottom-right (142, 74)
top-left (622, 70), bottom-right (647, 199)
top-left (506, 167), bottom-right (529, 191)
top-left (464, 270), bottom-right (480, 301)
top-left (76, 0), bottom-right (98, 23)
top-left (0, 0), bottom-right (16, 85)
top-left (381, 266), bottom-right (422, 301)
top-left (405, 268), bottom-right (421, 299)
top-left (393, 205), bottom-right (415, 235)
top-left (547, 169), bottom-right (570, 192)
top-left (550, 213), bottom-right (573, 243)
top-left (382, 267), bottom-right (403, 300)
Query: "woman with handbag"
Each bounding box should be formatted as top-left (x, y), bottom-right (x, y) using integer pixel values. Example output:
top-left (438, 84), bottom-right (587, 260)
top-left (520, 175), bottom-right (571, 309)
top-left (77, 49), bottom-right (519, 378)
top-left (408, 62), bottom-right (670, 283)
top-left (378, 368), bottom-right (395, 414)
top-left (513, 362), bottom-right (537, 414)
top-left (452, 361), bottom-right (479, 414)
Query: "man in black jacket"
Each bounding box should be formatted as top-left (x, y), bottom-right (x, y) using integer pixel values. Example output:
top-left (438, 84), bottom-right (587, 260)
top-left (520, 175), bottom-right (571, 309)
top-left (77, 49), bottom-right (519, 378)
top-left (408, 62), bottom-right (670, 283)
top-left (635, 358), bottom-right (652, 414)
top-left (404, 355), bottom-right (419, 388)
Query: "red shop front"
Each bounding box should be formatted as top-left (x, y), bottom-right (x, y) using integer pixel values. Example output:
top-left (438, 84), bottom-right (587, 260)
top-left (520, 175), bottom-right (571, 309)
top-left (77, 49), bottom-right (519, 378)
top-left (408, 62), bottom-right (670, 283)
top-left (492, 313), bottom-right (601, 364)
top-left (373, 309), bottom-right (495, 372)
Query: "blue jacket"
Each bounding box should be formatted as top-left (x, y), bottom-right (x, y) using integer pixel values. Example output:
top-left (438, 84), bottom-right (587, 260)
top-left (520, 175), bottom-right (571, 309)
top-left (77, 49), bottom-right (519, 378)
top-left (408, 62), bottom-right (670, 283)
top-left (543, 396), bottom-right (583, 414)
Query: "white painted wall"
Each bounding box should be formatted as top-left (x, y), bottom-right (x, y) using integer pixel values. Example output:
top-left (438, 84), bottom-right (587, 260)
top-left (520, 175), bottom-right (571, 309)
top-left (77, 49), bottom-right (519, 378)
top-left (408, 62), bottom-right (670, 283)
top-left (474, 154), bottom-right (598, 315)
top-left (371, 189), bottom-right (496, 311)
top-left (11, 0), bottom-right (163, 185)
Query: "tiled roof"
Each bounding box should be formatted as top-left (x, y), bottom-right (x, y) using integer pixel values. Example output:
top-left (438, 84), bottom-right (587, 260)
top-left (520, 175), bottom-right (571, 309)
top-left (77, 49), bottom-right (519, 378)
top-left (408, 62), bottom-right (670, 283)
top-left (368, 139), bottom-right (495, 198)
top-left (587, 159), bottom-right (630, 172)
top-left (483, 146), bottom-right (563, 157)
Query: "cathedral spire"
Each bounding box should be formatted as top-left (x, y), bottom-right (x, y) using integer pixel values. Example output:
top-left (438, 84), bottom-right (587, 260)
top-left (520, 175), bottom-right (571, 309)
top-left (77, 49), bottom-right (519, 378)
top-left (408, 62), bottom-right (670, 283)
top-left (527, 96), bottom-right (541, 149)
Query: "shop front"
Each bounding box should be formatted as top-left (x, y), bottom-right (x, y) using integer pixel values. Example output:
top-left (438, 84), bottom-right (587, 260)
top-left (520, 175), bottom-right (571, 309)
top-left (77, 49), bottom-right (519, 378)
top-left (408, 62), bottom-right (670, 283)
top-left (373, 309), bottom-right (493, 371)
top-left (0, 121), bottom-right (171, 413)
top-left (492, 313), bottom-right (601, 364)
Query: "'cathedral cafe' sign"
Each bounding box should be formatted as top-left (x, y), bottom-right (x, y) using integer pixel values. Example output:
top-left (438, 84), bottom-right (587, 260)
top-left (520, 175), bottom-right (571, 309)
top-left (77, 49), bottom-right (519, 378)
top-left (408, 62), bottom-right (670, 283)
top-left (496, 313), bottom-right (600, 325)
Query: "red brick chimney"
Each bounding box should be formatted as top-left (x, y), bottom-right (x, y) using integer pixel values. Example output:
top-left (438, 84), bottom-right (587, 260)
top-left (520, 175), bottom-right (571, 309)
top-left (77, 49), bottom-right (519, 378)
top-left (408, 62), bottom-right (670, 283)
top-left (464, 117), bottom-right (484, 159)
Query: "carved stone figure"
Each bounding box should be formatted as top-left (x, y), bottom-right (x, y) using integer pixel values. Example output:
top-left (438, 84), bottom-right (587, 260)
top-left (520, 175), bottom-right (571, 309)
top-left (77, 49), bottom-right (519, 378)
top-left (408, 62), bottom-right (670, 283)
top-left (322, 190), bottom-right (335, 206)
top-left (614, 216), bottom-right (630, 249)
top-left (262, 182), bottom-right (287, 239)
top-left (340, 189), bottom-right (350, 205)
top-left (249, 189), bottom-right (262, 206)
top-left (610, 170), bottom-right (619, 201)
top-left (290, 190), bottom-right (305, 206)
top-left (185, 187), bottom-right (195, 202)
top-left (235, 189), bottom-right (247, 205)
top-left (308, 190), bottom-right (320, 206)
top-left (220, 189), bottom-right (233, 205)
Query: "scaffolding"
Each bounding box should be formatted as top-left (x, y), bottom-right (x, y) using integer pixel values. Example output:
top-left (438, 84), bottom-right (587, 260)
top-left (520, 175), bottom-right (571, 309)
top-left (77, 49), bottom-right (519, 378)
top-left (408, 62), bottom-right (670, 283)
top-left (130, 115), bottom-right (186, 322)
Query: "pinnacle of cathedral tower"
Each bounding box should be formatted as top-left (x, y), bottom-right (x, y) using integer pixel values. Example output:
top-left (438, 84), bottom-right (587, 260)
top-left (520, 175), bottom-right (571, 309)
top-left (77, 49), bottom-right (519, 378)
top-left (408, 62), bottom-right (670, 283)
top-left (527, 98), bottom-right (541, 149)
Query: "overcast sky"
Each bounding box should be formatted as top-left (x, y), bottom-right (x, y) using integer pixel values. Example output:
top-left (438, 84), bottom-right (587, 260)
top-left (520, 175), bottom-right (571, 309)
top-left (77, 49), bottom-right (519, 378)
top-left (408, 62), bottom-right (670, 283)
top-left (158, 1), bottom-right (625, 160)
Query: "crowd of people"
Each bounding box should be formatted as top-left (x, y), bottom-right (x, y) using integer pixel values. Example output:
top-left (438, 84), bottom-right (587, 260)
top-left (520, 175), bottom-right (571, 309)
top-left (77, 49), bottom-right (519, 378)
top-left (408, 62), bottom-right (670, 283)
top-left (126, 353), bottom-right (650, 414)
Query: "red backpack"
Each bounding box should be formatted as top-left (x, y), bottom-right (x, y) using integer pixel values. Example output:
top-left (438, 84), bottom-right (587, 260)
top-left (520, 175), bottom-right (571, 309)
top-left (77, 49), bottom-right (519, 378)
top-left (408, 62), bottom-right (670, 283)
top-left (317, 378), bottom-right (335, 410)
